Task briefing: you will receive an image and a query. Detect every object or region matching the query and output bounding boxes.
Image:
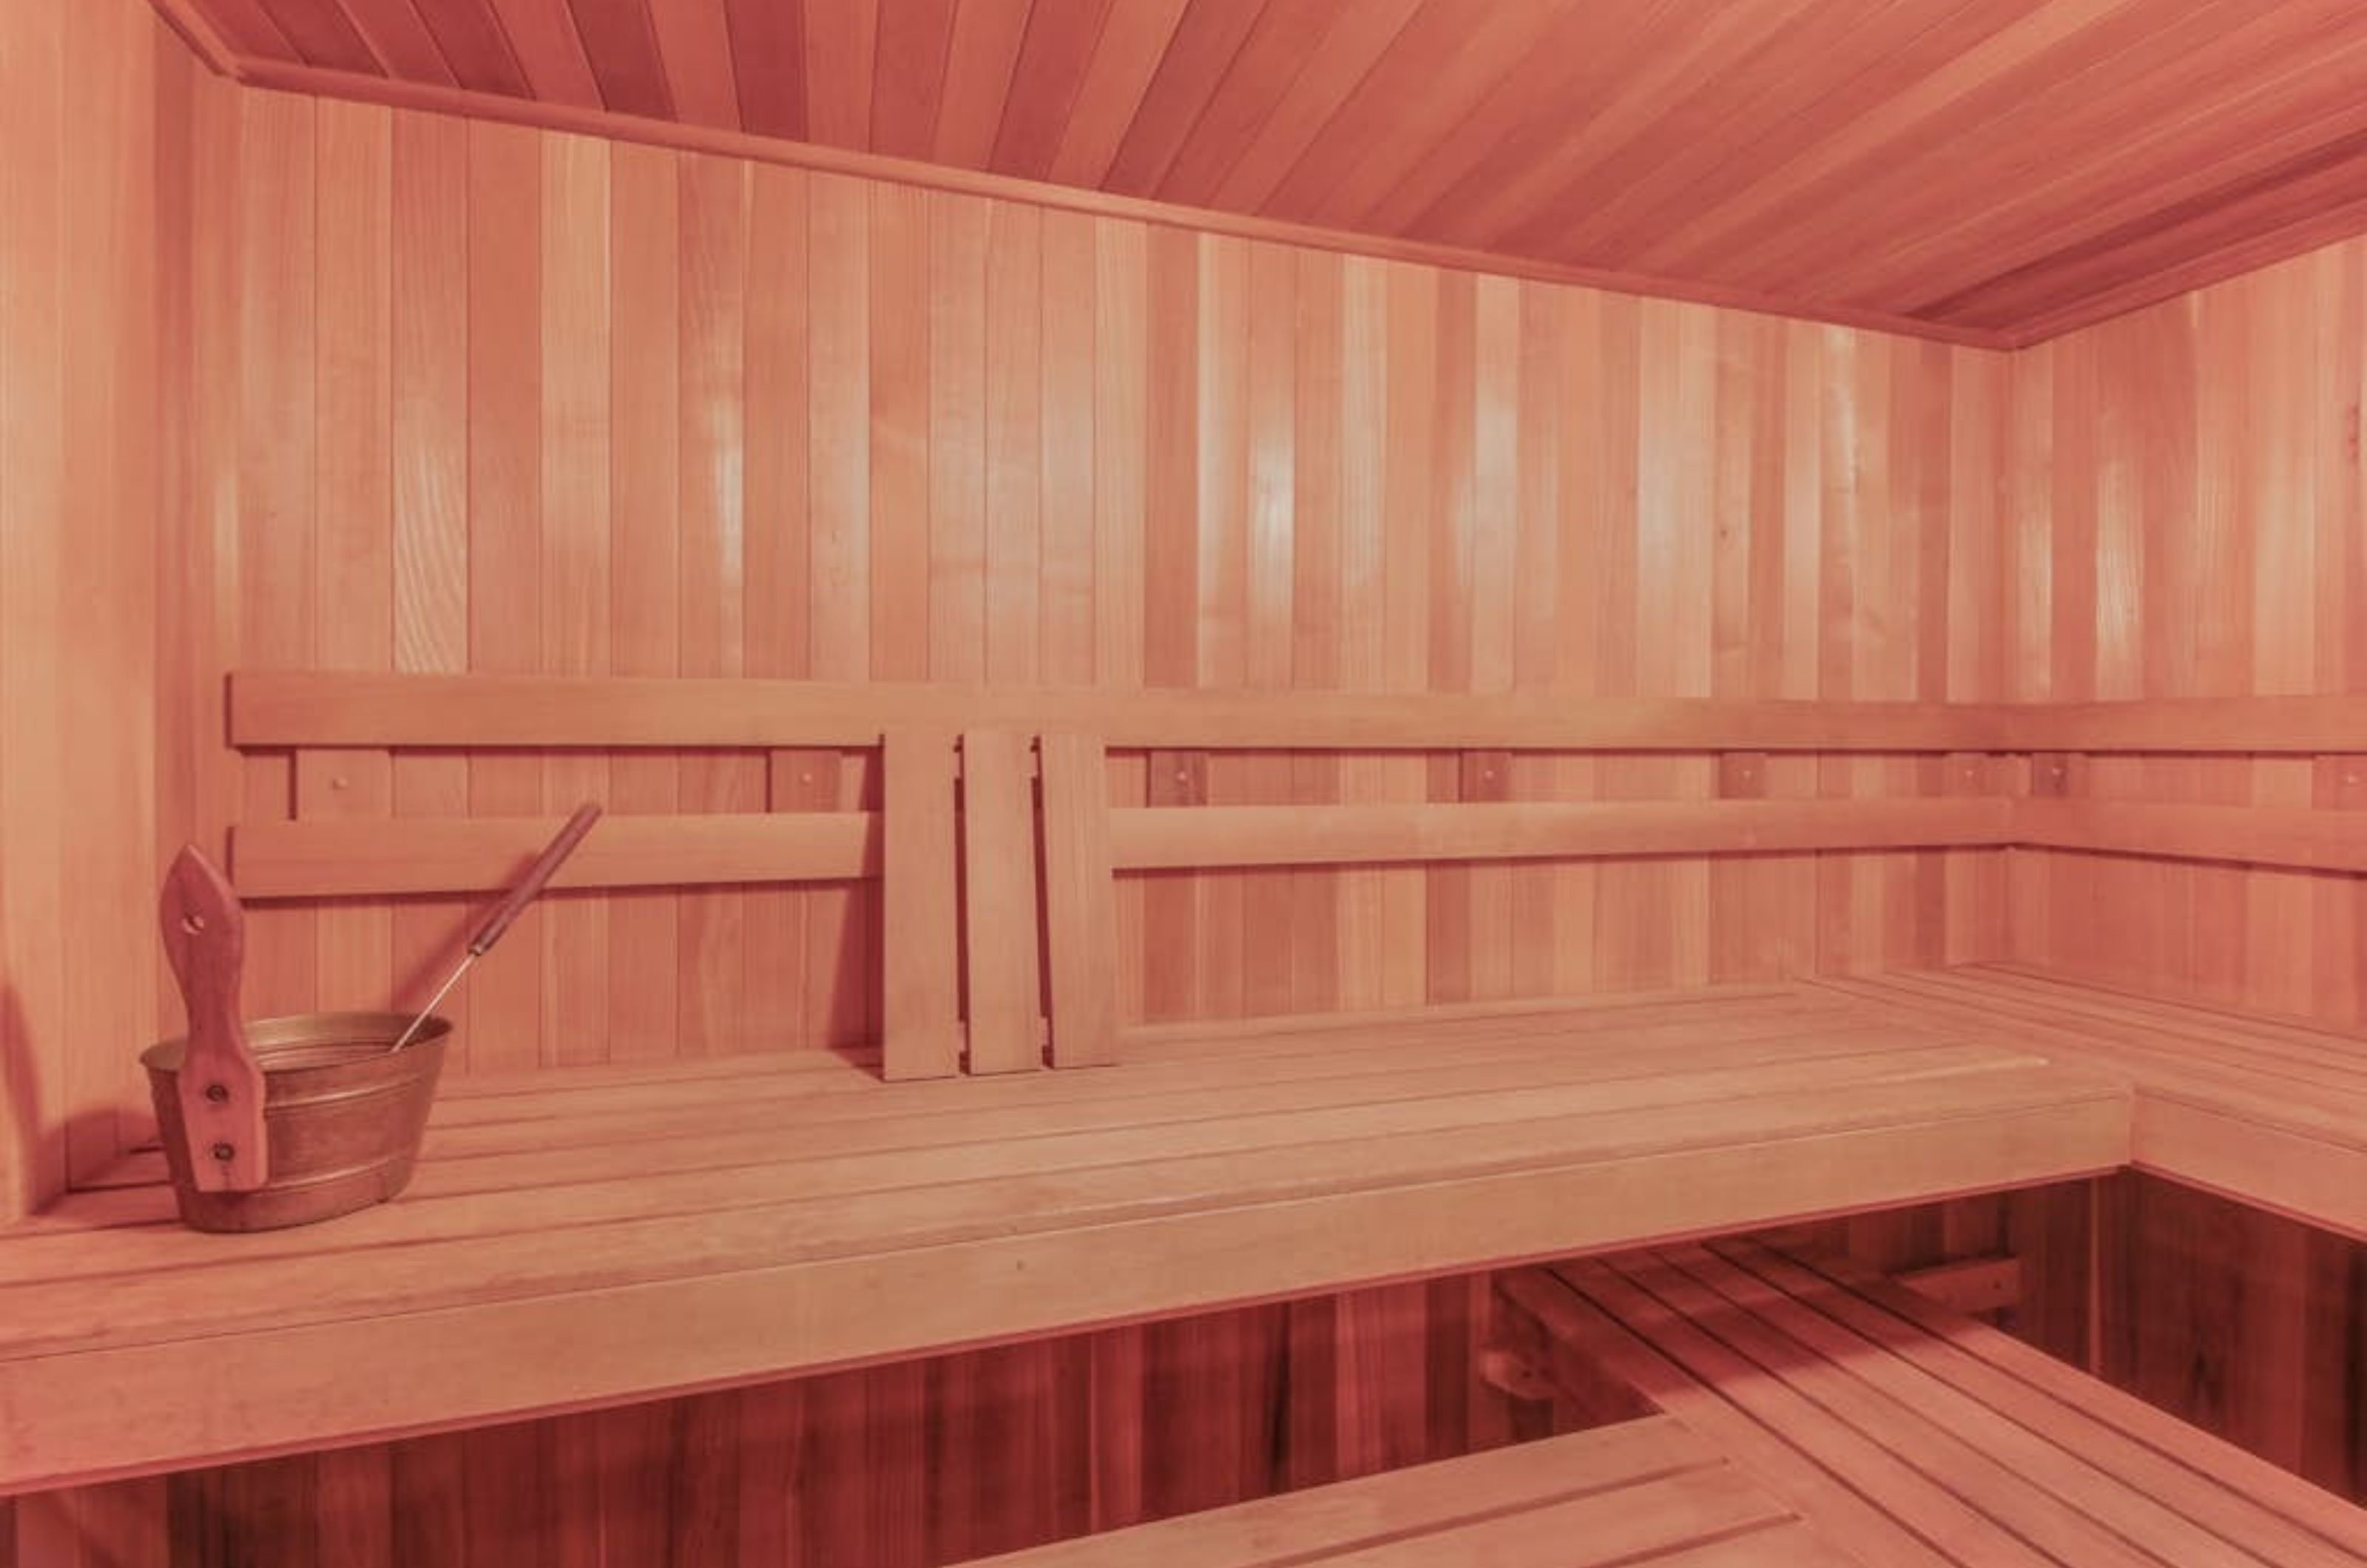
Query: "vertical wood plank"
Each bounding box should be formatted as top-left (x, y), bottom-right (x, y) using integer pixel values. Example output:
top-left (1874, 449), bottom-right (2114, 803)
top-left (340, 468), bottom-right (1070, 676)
top-left (879, 731), bottom-right (959, 1080)
top-left (743, 161), bottom-right (813, 1055)
top-left (607, 141), bottom-right (682, 1064)
top-left (961, 729), bottom-right (1044, 1075)
top-left (808, 172), bottom-right (872, 1052)
top-left (462, 119), bottom-right (547, 1075)
top-left (678, 153), bottom-right (754, 1058)
top-left (1040, 734), bottom-right (1119, 1067)
top-left (538, 127), bottom-right (612, 1067)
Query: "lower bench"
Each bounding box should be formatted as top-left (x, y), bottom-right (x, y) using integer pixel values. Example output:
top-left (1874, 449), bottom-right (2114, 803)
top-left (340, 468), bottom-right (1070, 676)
top-left (1501, 1239), bottom-right (2367, 1568)
top-left (965, 1415), bottom-right (1837, 1567)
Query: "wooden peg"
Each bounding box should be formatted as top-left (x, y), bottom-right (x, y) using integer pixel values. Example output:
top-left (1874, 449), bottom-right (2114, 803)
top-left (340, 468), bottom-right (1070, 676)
top-left (1717, 751), bottom-right (1770, 799)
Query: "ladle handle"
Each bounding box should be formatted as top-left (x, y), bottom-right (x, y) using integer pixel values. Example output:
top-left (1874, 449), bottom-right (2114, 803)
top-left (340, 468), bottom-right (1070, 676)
top-left (158, 845), bottom-right (269, 1192)
top-left (467, 802), bottom-right (602, 956)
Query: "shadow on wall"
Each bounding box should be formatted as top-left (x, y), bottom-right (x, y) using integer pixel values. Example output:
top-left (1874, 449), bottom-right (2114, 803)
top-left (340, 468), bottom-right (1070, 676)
top-left (0, 985), bottom-right (60, 1218)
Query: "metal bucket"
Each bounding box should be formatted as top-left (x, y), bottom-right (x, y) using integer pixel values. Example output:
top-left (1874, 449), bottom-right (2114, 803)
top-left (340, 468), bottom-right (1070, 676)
top-left (143, 1011), bottom-right (452, 1233)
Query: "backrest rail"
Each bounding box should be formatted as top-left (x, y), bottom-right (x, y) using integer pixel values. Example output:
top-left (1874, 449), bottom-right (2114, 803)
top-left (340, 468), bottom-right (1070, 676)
top-left (1108, 799), bottom-right (2013, 871)
top-left (232, 672), bottom-right (2008, 753)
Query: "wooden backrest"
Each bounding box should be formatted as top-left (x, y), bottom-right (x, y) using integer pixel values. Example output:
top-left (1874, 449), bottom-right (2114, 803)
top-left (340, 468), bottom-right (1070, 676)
top-left (232, 670), bottom-right (2367, 1074)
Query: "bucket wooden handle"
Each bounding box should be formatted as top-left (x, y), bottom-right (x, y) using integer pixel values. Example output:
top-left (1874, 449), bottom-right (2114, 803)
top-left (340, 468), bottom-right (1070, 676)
top-left (467, 802), bottom-right (602, 956)
top-left (158, 846), bottom-right (269, 1192)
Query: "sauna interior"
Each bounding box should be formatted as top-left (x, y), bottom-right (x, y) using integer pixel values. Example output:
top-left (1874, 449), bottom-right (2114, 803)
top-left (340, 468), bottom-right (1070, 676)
top-left (10, 1), bottom-right (2367, 1563)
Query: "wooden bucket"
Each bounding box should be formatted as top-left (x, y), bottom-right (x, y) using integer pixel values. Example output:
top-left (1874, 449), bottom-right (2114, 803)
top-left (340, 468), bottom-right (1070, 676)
top-left (142, 1011), bottom-right (451, 1233)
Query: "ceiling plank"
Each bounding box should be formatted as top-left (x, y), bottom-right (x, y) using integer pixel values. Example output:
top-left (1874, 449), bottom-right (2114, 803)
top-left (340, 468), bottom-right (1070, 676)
top-left (408, 0), bottom-right (532, 95)
top-left (570, 0), bottom-right (675, 118)
top-left (335, 0), bottom-right (461, 84)
top-left (1099, 0), bottom-right (1270, 197)
top-left (480, 0), bottom-right (599, 104)
top-left (182, 0), bottom-right (300, 56)
top-left (803, 0), bottom-right (879, 146)
top-left (1151, 0), bottom-right (1350, 209)
top-left (987, 0), bottom-right (1115, 180)
top-left (929, 0), bottom-right (1034, 166)
top-left (1198, 0), bottom-right (1428, 214)
top-left (646, 0), bottom-right (741, 129)
top-left (723, 0), bottom-right (806, 141)
top-left (868, 0), bottom-right (957, 158)
top-left (1041, 0), bottom-right (1189, 188)
top-left (257, 0), bottom-right (382, 70)
top-left (1259, 0), bottom-right (1555, 229)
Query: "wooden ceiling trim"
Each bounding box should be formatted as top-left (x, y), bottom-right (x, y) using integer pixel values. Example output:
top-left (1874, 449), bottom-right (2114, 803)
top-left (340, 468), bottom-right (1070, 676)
top-left (335, 0), bottom-right (462, 85)
top-left (723, 0), bottom-right (806, 139)
top-left (865, 0), bottom-right (956, 158)
top-left (800, 0), bottom-right (878, 147)
top-left (987, 0), bottom-right (1118, 179)
top-left (646, 0), bottom-right (743, 129)
top-left (227, 58), bottom-right (2016, 348)
top-left (1040, 0), bottom-right (1189, 187)
top-left (928, 0), bottom-right (1033, 166)
top-left (570, 0), bottom-right (676, 118)
top-left (481, 0), bottom-right (600, 105)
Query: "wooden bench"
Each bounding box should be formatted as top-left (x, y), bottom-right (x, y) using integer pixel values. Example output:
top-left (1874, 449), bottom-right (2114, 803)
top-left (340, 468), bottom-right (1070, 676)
top-left (0, 981), bottom-right (2127, 1493)
top-left (17, 672), bottom-right (2367, 1496)
top-left (962, 1416), bottom-right (1840, 1567)
top-left (1815, 965), bottom-right (2367, 1242)
top-left (1499, 1239), bottom-right (2367, 1568)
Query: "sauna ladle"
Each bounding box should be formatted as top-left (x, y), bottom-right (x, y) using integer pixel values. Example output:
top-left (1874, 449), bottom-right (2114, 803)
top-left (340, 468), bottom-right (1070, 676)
top-left (388, 802), bottom-right (604, 1052)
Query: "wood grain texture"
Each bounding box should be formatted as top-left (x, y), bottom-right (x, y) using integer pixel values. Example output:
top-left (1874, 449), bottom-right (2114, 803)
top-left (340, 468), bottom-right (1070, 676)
top-left (151, 0), bottom-right (2367, 342)
top-left (1, 0), bottom-right (169, 1219)
top-left (0, 984), bottom-right (2126, 1493)
top-left (121, 87), bottom-right (2013, 1106)
top-left (2008, 239), bottom-right (2367, 1026)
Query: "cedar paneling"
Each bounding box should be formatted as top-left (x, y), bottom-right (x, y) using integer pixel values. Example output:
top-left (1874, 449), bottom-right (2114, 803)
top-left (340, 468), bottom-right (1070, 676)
top-left (153, 0), bottom-right (2367, 340)
top-left (0, 0), bottom-right (169, 1218)
top-left (138, 81), bottom-right (2008, 1089)
top-left (2008, 237), bottom-right (2367, 1025)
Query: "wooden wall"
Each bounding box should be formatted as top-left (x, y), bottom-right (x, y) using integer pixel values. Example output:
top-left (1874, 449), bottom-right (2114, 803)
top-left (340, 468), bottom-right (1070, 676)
top-left (2097, 1174), bottom-right (2367, 1500)
top-left (0, 0), bottom-right (178, 1220)
top-left (142, 75), bottom-right (2012, 1161)
top-left (2003, 237), bottom-right (2367, 1021)
top-left (0, 1274), bottom-right (1513, 1568)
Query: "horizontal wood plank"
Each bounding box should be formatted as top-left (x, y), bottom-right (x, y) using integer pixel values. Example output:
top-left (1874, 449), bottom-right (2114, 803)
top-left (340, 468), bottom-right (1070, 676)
top-left (230, 670), bottom-right (2016, 751)
top-left (1111, 799), bottom-right (2014, 870)
top-left (2014, 799), bottom-right (2367, 874)
top-left (232, 811), bottom-right (879, 896)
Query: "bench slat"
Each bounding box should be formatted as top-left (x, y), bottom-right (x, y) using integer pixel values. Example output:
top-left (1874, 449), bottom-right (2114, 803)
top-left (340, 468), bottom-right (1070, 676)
top-left (1504, 1239), bottom-right (2367, 1568)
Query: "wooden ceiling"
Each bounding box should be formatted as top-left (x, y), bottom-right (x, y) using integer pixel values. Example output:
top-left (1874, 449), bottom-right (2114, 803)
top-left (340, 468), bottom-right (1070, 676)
top-left (157, 0), bottom-right (2367, 344)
